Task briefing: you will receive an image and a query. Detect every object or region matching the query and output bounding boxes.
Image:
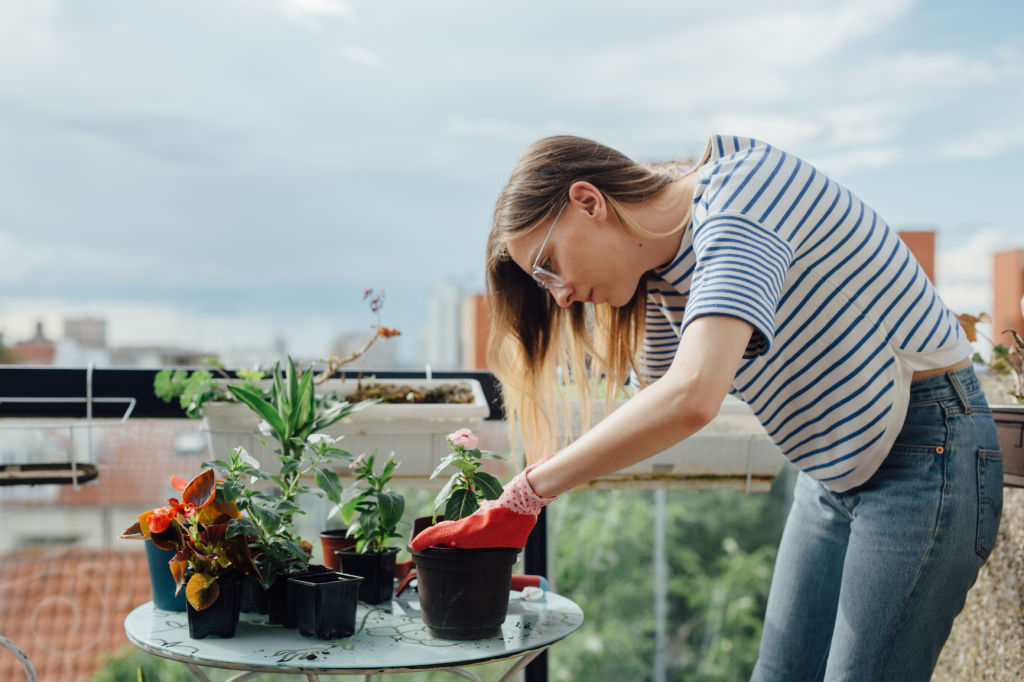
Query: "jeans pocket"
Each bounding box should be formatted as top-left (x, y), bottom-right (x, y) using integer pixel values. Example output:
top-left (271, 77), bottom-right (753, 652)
top-left (975, 448), bottom-right (1003, 560)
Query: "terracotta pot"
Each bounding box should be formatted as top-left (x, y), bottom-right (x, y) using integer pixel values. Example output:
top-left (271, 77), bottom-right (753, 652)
top-left (319, 529), bottom-right (356, 570)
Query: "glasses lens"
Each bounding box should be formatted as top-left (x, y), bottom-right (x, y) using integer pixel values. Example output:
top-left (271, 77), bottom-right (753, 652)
top-left (533, 268), bottom-right (563, 290)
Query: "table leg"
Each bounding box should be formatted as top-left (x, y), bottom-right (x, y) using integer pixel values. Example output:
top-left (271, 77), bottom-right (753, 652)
top-left (184, 663), bottom-right (213, 681)
top-left (497, 648), bottom-right (548, 682)
top-left (438, 669), bottom-right (484, 681)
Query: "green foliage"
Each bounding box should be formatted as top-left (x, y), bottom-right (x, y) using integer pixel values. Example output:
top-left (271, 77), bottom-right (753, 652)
top-left (547, 468), bottom-right (794, 682)
top-left (90, 646), bottom-right (196, 682)
top-left (429, 431), bottom-right (504, 521)
top-left (339, 452), bottom-right (406, 553)
top-left (212, 431), bottom-right (354, 585)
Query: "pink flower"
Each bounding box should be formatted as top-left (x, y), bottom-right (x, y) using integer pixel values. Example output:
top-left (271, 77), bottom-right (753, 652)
top-left (447, 428), bottom-right (478, 449)
top-left (348, 453), bottom-right (367, 470)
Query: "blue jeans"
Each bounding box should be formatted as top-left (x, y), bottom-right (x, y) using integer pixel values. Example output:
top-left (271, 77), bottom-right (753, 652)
top-left (752, 366), bottom-right (1003, 682)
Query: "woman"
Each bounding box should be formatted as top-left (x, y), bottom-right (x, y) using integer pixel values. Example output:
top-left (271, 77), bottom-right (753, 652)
top-left (411, 134), bottom-right (1003, 681)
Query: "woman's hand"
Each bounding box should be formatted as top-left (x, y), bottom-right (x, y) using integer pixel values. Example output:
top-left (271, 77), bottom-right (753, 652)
top-left (410, 466), bottom-right (556, 550)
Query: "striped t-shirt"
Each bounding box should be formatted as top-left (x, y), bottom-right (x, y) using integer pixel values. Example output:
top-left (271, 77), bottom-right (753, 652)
top-left (639, 135), bottom-right (972, 492)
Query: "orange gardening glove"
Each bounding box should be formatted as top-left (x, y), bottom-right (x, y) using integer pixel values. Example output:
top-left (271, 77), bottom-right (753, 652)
top-left (410, 466), bottom-right (557, 550)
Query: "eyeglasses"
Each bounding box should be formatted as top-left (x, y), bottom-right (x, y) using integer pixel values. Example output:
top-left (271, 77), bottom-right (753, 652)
top-left (531, 204), bottom-right (566, 290)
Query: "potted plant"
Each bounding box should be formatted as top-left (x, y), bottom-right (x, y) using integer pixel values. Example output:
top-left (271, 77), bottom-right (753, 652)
top-left (959, 312), bottom-right (1024, 487)
top-left (120, 469), bottom-right (261, 639)
top-left (153, 291), bottom-right (490, 479)
top-left (409, 428), bottom-right (518, 640)
top-left (208, 360), bottom-right (361, 624)
top-left (333, 452), bottom-right (405, 604)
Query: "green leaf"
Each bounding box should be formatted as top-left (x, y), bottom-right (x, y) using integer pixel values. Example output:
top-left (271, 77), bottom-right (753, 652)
top-left (340, 497), bottom-right (362, 525)
top-left (252, 506), bottom-right (282, 535)
top-left (218, 480), bottom-right (245, 503)
top-left (445, 488), bottom-right (479, 521)
top-left (473, 472), bottom-right (504, 500)
top-left (226, 517), bottom-right (259, 539)
top-left (430, 453), bottom-right (458, 479)
top-left (228, 383), bottom-right (287, 440)
top-left (432, 474), bottom-right (458, 519)
top-left (315, 468), bottom-right (343, 504)
top-left (377, 491), bottom-right (405, 528)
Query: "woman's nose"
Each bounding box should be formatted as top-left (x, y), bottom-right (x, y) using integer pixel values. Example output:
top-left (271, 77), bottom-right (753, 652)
top-left (552, 284), bottom-right (574, 308)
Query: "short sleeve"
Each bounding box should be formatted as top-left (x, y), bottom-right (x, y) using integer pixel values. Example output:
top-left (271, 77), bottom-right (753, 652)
top-left (682, 214), bottom-right (794, 357)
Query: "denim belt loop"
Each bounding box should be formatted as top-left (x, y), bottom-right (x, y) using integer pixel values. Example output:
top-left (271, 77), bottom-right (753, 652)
top-left (947, 369), bottom-right (972, 413)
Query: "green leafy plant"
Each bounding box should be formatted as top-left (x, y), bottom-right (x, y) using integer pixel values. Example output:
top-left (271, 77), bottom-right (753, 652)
top-left (430, 428), bottom-right (504, 522)
top-left (207, 359), bottom-right (371, 584)
top-left (958, 312), bottom-right (1024, 403)
top-left (338, 452), bottom-right (406, 553)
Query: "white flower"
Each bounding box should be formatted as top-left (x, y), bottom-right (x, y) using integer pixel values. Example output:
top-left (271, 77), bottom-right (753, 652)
top-left (307, 433), bottom-right (336, 447)
top-left (257, 420), bottom-right (273, 437)
top-left (348, 453), bottom-right (367, 470)
top-left (236, 447), bottom-right (261, 470)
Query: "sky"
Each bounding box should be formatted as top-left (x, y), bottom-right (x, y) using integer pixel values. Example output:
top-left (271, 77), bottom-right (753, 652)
top-left (1, 0), bottom-right (1022, 366)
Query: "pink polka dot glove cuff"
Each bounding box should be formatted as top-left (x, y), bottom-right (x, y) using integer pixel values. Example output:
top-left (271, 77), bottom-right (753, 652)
top-left (410, 463), bottom-right (558, 550)
top-left (494, 463), bottom-right (558, 515)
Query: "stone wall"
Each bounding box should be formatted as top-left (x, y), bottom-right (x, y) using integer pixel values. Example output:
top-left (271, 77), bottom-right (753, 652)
top-left (934, 374), bottom-right (1024, 680)
top-left (933, 487), bottom-right (1024, 680)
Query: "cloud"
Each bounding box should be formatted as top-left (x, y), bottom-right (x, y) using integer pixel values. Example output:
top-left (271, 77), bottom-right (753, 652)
top-left (342, 46), bottom-right (381, 67)
top-left (279, 0), bottom-right (353, 22)
top-left (940, 124), bottom-right (1024, 159)
top-left (935, 227), bottom-right (1019, 313)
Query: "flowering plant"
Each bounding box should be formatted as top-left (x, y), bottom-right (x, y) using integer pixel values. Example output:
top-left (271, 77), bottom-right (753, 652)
top-left (336, 452), bottom-right (405, 554)
top-left (120, 469), bottom-right (261, 610)
top-left (430, 428), bottom-right (504, 522)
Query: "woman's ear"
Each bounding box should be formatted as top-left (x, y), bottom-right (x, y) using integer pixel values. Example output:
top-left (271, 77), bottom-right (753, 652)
top-left (568, 181), bottom-right (606, 219)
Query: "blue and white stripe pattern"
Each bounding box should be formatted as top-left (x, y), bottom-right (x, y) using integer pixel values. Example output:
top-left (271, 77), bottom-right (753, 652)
top-left (640, 135), bottom-right (972, 491)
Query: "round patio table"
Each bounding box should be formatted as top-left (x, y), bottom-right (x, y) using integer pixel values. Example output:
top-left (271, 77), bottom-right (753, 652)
top-left (124, 588), bottom-right (583, 681)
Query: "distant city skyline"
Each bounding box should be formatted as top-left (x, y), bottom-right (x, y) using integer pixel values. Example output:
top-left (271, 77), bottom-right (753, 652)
top-left (1, 0), bottom-right (1022, 363)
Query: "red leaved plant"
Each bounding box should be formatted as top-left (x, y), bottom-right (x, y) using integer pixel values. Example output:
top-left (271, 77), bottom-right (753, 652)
top-left (120, 469), bottom-right (261, 610)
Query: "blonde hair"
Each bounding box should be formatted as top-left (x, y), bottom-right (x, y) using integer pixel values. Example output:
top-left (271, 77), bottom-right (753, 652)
top-left (486, 135), bottom-right (696, 463)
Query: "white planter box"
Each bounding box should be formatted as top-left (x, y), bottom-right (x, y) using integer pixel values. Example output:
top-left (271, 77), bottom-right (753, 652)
top-left (202, 378), bottom-right (489, 483)
top-left (576, 396), bottom-right (785, 491)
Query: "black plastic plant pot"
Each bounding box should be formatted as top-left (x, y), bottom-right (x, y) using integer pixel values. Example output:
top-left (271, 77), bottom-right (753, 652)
top-left (240, 561), bottom-right (268, 614)
top-left (266, 564), bottom-right (330, 626)
top-left (240, 574), bottom-right (269, 614)
top-left (336, 548), bottom-right (399, 604)
top-left (993, 405), bottom-right (1024, 487)
top-left (409, 515), bottom-right (443, 547)
top-left (144, 539), bottom-right (186, 611)
top-left (409, 546), bottom-right (521, 640)
top-left (290, 572), bottom-right (363, 640)
top-left (186, 574), bottom-right (243, 639)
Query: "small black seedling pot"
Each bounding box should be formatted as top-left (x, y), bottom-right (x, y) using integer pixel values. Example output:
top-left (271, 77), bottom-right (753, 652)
top-left (290, 572), bottom-right (363, 640)
top-left (186, 574), bottom-right (243, 639)
top-left (335, 548), bottom-right (398, 604)
top-left (266, 563), bottom-right (331, 626)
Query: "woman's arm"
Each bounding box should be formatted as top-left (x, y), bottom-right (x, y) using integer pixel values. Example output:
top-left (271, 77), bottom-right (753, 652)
top-left (526, 314), bottom-right (754, 497)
